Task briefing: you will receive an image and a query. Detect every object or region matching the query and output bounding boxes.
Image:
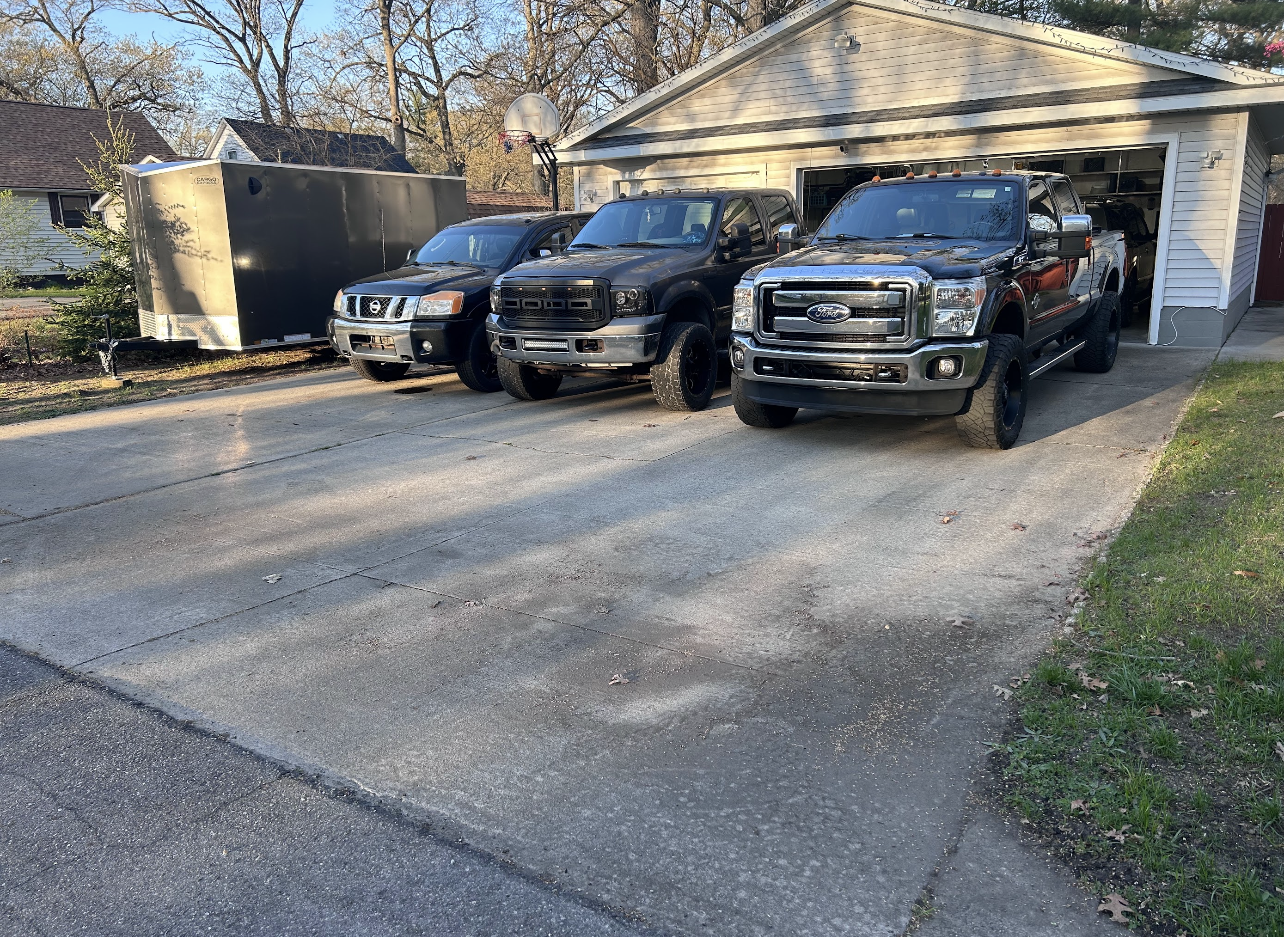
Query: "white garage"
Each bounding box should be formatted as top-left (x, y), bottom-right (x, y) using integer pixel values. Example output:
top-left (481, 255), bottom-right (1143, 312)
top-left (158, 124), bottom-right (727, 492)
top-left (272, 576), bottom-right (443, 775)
top-left (558, 0), bottom-right (1284, 346)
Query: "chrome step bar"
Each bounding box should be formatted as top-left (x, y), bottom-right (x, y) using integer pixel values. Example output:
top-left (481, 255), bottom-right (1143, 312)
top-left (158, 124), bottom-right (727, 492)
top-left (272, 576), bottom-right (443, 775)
top-left (1028, 340), bottom-right (1086, 378)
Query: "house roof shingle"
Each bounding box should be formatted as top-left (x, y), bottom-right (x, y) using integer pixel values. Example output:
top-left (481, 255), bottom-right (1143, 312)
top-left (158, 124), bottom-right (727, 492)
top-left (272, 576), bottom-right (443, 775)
top-left (220, 119), bottom-right (418, 174)
top-left (0, 100), bottom-right (177, 190)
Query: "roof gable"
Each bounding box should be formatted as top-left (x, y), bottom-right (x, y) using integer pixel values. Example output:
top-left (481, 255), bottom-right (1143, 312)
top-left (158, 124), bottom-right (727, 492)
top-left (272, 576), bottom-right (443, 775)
top-left (0, 101), bottom-right (177, 190)
top-left (213, 119), bottom-right (417, 174)
top-left (561, 0), bottom-right (1281, 151)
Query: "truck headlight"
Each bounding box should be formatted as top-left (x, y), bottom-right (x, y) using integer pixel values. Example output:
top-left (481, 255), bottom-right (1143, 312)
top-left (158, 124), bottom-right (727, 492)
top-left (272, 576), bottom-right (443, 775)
top-left (611, 287), bottom-right (650, 316)
top-left (732, 283), bottom-right (754, 332)
top-left (413, 290), bottom-right (465, 319)
top-left (931, 277), bottom-right (987, 336)
top-left (333, 290), bottom-right (344, 314)
top-left (490, 285), bottom-right (501, 314)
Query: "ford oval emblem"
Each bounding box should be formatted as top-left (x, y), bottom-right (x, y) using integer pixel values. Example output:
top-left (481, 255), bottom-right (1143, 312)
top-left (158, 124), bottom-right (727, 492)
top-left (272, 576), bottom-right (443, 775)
top-left (806, 302), bottom-right (851, 323)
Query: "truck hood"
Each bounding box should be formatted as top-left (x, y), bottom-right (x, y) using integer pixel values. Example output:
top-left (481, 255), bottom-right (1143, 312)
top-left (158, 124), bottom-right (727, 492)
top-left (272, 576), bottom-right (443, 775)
top-left (344, 264), bottom-right (493, 296)
top-left (770, 239), bottom-right (1018, 280)
top-left (501, 247), bottom-right (700, 285)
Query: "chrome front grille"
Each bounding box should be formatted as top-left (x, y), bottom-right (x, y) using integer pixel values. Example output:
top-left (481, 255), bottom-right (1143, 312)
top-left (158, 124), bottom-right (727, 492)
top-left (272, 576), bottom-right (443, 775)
top-left (345, 295), bottom-right (408, 321)
top-left (758, 279), bottom-right (918, 349)
top-left (499, 284), bottom-right (608, 328)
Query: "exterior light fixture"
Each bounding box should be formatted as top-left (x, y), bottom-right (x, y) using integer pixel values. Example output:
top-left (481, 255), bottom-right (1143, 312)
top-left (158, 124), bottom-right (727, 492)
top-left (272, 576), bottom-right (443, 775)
top-left (835, 34), bottom-right (861, 51)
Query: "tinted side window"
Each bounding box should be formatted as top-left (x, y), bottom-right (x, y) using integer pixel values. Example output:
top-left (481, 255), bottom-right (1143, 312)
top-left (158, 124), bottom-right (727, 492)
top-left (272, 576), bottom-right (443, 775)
top-left (760, 195), bottom-right (797, 238)
top-left (530, 225), bottom-right (571, 257)
top-left (721, 198), bottom-right (764, 245)
top-left (1050, 179), bottom-right (1079, 217)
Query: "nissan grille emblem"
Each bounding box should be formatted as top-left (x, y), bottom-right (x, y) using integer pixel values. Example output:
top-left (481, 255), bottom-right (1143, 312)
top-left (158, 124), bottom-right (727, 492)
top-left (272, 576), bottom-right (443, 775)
top-left (806, 302), bottom-right (851, 324)
top-left (370, 300), bottom-right (383, 315)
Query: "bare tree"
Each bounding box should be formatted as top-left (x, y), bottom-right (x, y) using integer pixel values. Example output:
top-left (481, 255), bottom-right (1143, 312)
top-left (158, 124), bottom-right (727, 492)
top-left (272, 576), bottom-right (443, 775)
top-left (128, 0), bottom-right (308, 125)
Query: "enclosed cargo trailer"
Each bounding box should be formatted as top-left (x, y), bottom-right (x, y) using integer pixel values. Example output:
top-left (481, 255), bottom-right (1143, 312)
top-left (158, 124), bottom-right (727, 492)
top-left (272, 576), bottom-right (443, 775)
top-left (123, 159), bottom-right (466, 350)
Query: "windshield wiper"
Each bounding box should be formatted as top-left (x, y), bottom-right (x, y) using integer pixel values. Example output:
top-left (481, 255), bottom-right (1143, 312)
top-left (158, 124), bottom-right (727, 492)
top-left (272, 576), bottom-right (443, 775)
top-left (569, 242), bottom-right (609, 250)
top-left (903, 233), bottom-right (956, 239)
top-left (615, 241), bottom-right (680, 248)
top-left (816, 233), bottom-right (872, 241)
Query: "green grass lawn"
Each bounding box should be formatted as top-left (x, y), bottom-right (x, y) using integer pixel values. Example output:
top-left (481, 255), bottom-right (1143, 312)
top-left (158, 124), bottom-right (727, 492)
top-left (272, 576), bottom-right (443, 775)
top-left (992, 361), bottom-right (1284, 936)
top-left (0, 287), bottom-right (80, 298)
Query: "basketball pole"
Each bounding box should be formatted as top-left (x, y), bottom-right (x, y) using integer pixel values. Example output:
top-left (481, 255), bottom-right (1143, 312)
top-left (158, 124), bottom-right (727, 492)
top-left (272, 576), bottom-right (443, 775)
top-left (531, 139), bottom-right (559, 211)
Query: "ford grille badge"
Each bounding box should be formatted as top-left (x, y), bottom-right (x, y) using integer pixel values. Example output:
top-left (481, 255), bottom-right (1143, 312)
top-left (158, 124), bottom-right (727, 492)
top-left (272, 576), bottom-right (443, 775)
top-left (806, 302), bottom-right (851, 323)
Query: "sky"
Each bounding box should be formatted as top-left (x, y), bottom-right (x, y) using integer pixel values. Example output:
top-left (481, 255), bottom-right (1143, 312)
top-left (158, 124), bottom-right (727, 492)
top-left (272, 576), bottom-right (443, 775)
top-left (97, 4), bottom-right (342, 52)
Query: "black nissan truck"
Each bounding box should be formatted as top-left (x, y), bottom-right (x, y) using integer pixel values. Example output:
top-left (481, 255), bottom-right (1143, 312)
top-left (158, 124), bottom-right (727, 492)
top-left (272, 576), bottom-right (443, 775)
top-left (486, 189), bottom-right (802, 410)
top-left (728, 171), bottom-right (1127, 448)
top-left (327, 212), bottom-right (590, 392)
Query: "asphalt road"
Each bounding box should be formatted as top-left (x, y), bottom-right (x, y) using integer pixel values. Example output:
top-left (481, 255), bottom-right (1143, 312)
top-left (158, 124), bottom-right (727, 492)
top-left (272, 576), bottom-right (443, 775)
top-left (0, 344), bottom-right (1212, 936)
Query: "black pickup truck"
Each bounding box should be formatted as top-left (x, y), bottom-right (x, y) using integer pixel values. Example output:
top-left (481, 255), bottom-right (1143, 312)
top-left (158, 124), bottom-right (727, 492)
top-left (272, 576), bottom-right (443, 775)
top-left (729, 171), bottom-right (1127, 448)
top-left (487, 189), bottom-right (802, 410)
top-left (327, 212), bottom-right (590, 391)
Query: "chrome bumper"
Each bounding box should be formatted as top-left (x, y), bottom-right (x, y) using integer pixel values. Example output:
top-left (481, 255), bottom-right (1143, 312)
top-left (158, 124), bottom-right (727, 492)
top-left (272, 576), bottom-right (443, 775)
top-left (487, 313), bottom-right (663, 367)
top-left (730, 334), bottom-right (988, 391)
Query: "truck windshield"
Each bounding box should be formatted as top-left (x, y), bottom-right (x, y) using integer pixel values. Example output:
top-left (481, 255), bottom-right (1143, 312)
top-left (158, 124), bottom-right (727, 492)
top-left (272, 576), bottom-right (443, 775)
top-left (571, 197), bottom-right (717, 248)
top-left (815, 180), bottom-right (1022, 242)
top-left (414, 226), bottom-right (523, 267)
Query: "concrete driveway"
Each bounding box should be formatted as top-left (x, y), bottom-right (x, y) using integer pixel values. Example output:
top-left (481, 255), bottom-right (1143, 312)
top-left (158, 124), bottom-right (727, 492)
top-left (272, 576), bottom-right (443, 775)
top-left (0, 343), bottom-right (1212, 936)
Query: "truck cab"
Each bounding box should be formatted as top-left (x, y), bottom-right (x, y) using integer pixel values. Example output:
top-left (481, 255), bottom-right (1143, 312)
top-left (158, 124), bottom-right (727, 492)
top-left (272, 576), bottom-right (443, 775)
top-left (729, 171), bottom-right (1127, 448)
top-left (487, 188), bottom-right (802, 411)
top-left (328, 212), bottom-right (590, 392)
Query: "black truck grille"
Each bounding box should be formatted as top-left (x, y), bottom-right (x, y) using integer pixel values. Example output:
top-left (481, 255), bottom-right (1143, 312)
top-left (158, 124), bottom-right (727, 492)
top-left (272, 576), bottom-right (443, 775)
top-left (347, 295), bottom-right (408, 320)
top-left (500, 285), bottom-right (607, 328)
top-left (761, 281), bottom-right (910, 342)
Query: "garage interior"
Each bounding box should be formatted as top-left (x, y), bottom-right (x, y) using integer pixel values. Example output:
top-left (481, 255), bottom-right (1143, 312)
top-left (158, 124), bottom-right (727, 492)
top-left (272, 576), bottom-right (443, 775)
top-left (801, 145), bottom-right (1167, 334)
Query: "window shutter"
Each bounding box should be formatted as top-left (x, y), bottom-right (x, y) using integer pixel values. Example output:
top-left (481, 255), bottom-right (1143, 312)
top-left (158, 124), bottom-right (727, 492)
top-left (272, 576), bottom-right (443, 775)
top-left (47, 192), bottom-right (63, 225)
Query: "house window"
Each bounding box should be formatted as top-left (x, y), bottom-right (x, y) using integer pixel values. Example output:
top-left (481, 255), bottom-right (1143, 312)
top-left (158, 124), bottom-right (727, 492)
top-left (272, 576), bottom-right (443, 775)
top-left (48, 194), bottom-right (98, 228)
top-left (227, 149), bottom-right (238, 160)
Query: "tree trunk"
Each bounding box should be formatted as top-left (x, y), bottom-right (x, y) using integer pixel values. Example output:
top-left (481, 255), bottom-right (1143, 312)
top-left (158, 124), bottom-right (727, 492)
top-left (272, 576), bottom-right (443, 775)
top-left (629, 0), bottom-right (660, 95)
top-left (1126, 0), bottom-right (1142, 43)
top-left (376, 0), bottom-right (406, 152)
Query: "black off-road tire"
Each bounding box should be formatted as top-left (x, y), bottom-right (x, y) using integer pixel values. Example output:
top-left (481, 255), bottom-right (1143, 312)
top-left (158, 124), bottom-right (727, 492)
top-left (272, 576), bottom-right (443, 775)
top-left (731, 373), bottom-right (797, 428)
top-left (455, 324), bottom-right (502, 393)
top-left (497, 356), bottom-right (563, 400)
top-left (1074, 291), bottom-right (1121, 374)
top-left (351, 357), bottom-right (410, 382)
top-left (650, 320), bottom-right (717, 411)
top-left (955, 333), bottom-right (1028, 450)
top-left (1119, 273), bottom-right (1137, 328)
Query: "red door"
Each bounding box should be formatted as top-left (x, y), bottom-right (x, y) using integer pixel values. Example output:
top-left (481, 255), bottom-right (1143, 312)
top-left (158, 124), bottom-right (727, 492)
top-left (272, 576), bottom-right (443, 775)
top-left (1257, 205), bottom-right (1284, 302)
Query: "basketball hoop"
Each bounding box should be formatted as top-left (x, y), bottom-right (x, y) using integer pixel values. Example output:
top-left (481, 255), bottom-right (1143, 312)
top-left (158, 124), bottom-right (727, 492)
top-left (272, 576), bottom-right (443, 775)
top-left (498, 130), bottom-right (534, 153)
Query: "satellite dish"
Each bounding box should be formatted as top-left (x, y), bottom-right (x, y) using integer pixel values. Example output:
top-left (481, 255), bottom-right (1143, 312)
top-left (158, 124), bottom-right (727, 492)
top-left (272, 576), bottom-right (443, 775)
top-left (504, 93), bottom-right (560, 141)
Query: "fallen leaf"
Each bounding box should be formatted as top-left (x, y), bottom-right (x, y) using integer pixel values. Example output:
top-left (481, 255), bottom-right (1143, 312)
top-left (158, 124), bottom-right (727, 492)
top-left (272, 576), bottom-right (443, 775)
top-left (463, 600), bottom-right (480, 607)
top-left (993, 685), bottom-right (1013, 700)
top-left (1103, 827), bottom-right (1130, 844)
top-left (1215, 650), bottom-right (1226, 661)
top-left (1273, 411), bottom-right (1284, 419)
top-left (947, 615), bottom-right (974, 628)
top-left (595, 605), bottom-right (610, 614)
top-left (1274, 740), bottom-right (1284, 762)
top-left (1079, 671), bottom-right (1108, 691)
top-left (642, 423), bottom-right (658, 428)
top-left (1098, 894), bottom-right (1132, 923)
top-left (1253, 658), bottom-right (1266, 671)
top-left (1067, 661), bottom-right (1086, 672)
top-left (1070, 799), bottom-right (1089, 814)
top-left (1189, 439), bottom-right (1200, 446)
top-left (608, 673), bottom-right (630, 686)
top-left (1153, 576), bottom-right (1167, 583)
top-left (262, 573), bottom-right (282, 584)
top-left (1234, 570), bottom-right (1261, 579)
top-left (1171, 678), bottom-right (1195, 688)
top-left (1189, 708), bottom-right (1210, 719)
top-left (465, 455), bottom-right (477, 461)
top-left (1148, 705), bottom-right (1162, 716)
top-left (1208, 407), bottom-right (1219, 412)
top-left (1010, 522), bottom-right (1027, 531)
top-left (0, 557), bottom-right (9, 563)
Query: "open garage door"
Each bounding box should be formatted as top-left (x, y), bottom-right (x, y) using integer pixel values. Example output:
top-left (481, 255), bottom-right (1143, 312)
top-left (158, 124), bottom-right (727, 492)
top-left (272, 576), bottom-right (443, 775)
top-left (801, 146), bottom-right (1167, 334)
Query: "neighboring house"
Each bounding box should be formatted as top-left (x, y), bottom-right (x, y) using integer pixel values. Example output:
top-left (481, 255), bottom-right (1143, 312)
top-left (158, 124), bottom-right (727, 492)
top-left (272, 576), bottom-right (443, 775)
top-left (0, 100), bottom-right (176, 277)
top-left (560, 0), bottom-right (1284, 347)
top-left (466, 190), bottom-right (553, 219)
top-left (204, 119), bottom-right (418, 174)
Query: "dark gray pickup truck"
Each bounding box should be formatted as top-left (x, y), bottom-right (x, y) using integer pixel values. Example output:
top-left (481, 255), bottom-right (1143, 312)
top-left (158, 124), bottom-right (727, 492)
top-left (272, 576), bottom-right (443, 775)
top-left (729, 171), bottom-right (1127, 449)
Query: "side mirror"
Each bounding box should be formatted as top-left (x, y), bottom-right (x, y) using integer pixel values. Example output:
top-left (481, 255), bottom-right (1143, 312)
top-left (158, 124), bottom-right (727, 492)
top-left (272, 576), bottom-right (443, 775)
top-left (405, 247), bottom-right (416, 263)
top-left (1060, 214), bottom-right (1092, 235)
top-left (777, 223), bottom-right (804, 253)
top-left (717, 222), bottom-right (751, 260)
top-left (550, 231), bottom-right (567, 252)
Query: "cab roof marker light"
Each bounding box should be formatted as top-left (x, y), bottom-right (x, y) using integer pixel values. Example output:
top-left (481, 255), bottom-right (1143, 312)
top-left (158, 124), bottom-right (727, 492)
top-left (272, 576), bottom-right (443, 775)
top-left (871, 175), bottom-right (881, 182)
top-left (952, 169), bottom-right (962, 177)
top-left (905, 171), bottom-right (915, 179)
top-left (928, 170), bottom-right (938, 178)
top-left (992, 169), bottom-right (1002, 176)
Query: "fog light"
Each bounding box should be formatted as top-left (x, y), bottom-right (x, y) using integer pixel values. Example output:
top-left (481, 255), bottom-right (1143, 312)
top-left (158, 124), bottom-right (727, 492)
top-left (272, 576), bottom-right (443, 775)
top-left (420, 340), bottom-right (433, 354)
top-left (932, 356), bottom-right (962, 378)
top-left (731, 345), bottom-right (745, 368)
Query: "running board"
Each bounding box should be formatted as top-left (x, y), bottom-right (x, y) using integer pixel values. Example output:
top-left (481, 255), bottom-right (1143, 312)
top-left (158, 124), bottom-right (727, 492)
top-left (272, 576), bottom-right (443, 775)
top-left (1028, 340), bottom-right (1086, 378)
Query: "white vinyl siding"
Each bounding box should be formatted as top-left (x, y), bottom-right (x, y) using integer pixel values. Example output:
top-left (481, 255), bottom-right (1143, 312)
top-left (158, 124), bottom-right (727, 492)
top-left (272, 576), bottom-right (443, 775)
top-left (1158, 114), bottom-right (1241, 308)
top-left (615, 2), bottom-right (1180, 137)
top-left (1228, 118), bottom-right (1268, 302)
top-left (0, 190), bottom-right (93, 275)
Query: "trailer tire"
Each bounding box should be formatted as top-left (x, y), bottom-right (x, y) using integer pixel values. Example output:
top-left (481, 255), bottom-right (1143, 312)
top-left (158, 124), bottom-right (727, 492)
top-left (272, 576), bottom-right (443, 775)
top-left (731, 373), bottom-right (797, 428)
top-left (351, 358), bottom-right (410, 382)
top-left (455, 323), bottom-right (502, 393)
top-left (497, 356), bottom-right (562, 400)
top-left (651, 320), bottom-right (716, 411)
top-left (955, 333), bottom-right (1027, 450)
top-left (1074, 291), bottom-right (1121, 374)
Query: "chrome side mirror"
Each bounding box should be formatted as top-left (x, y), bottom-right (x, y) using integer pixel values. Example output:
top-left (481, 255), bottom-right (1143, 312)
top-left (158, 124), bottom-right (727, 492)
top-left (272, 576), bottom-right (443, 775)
top-left (777, 223), bottom-right (803, 253)
top-left (1059, 214), bottom-right (1092, 235)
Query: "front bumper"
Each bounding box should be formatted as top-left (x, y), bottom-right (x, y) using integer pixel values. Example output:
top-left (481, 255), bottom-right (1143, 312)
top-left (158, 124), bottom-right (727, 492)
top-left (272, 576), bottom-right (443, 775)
top-left (327, 315), bottom-right (473, 364)
top-left (731, 334), bottom-right (989, 416)
top-left (486, 313), bottom-right (664, 368)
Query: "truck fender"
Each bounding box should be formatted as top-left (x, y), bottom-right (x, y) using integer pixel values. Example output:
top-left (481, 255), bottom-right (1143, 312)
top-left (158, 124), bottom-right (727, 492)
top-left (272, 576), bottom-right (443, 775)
top-left (979, 280), bottom-right (1028, 339)
top-left (1096, 236), bottom-right (1126, 295)
top-left (656, 281), bottom-right (717, 328)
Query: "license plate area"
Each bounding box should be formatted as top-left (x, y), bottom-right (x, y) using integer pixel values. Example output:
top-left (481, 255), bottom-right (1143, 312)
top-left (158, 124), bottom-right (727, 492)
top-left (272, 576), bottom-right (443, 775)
top-left (349, 334), bottom-right (398, 352)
